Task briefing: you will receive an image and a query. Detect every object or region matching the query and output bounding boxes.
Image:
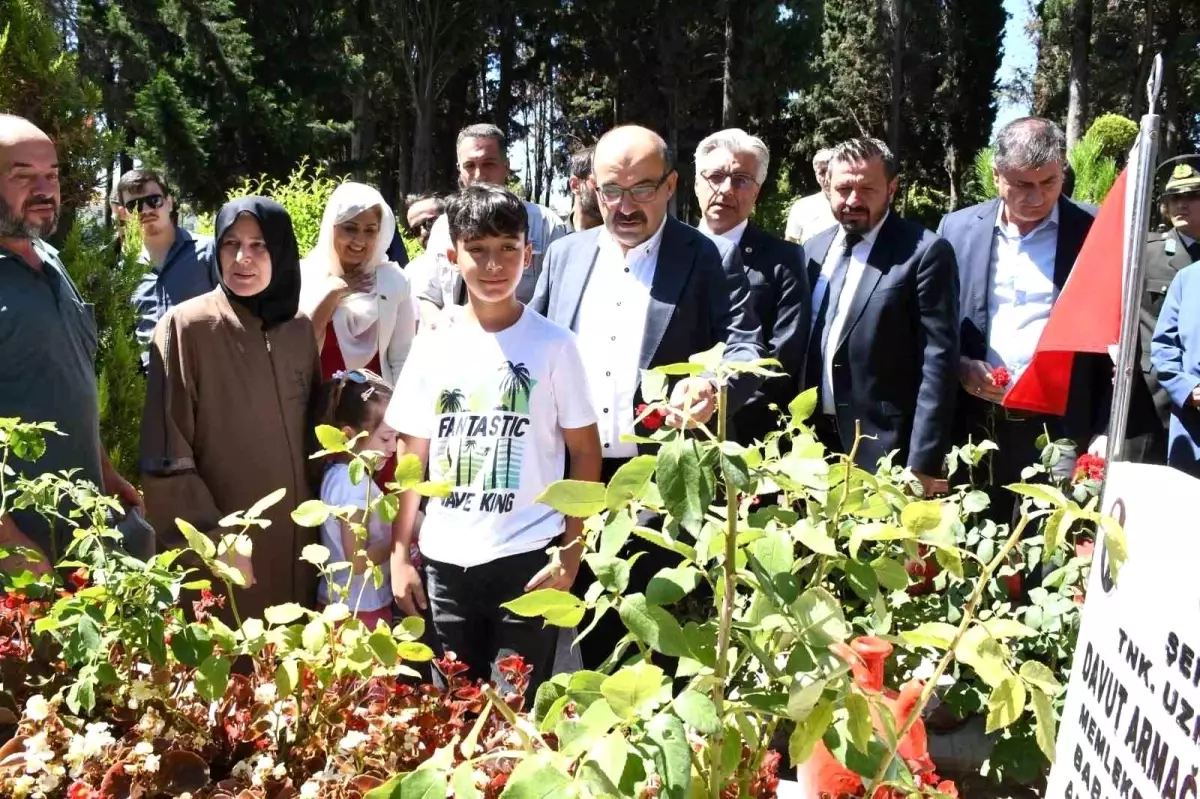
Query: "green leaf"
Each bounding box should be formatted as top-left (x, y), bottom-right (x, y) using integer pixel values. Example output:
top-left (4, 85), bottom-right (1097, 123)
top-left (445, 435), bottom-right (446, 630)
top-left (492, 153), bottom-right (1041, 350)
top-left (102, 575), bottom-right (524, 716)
top-left (985, 676), bottom-right (1027, 733)
top-left (794, 587), bottom-right (848, 646)
top-left (955, 625), bottom-right (1013, 688)
top-left (618, 594), bottom-right (690, 657)
top-left (1100, 514), bottom-right (1127, 583)
top-left (651, 361), bottom-right (705, 376)
top-left (263, 602), bottom-right (308, 626)
top-left (822, 719), bottom-right (891, 777)
top-left (600, 661), bottom-right (665, 719)
top-left (871, 557), bottom-right (910, 592)
top-left (900, 500), bottom-right (943, 533)
top-left (749, 528), bottom-right (793, 578)
top-left (369, 630), bottom-right (398, 666)
top-left (451, 763), bottom-right (481, 799)
top-left (535, 480), bottom-right (607, 518)
top-left (1006, 483), bottom-right (1069, 508)
top-left (315, 424), bottom-right (349, 453)
top-left (584, 553), bottom-right (633, 594)
top-left (640, 369), bottom-right (668, 403)
top-left (787, 676), bottom-right (828, 721)
top-left (246, 487), bottom-right (287, 520)
top-left (583, 730), bottom-right (630, 792)
top-left (566, 670), bottom-right (608, 709)
top-left (793, 520), bottom-right (839, 557)
top-left (196, 655), bottom-right (231, 702)
top-left (76, 613), bottom-right (102, 657)
top-left (275, 660), bottom-right (300, 696)
top-left (397, 641), bottom-right (435, 662)
top-left (301, 543), bottom-right (330, 565)
top-left (841, 559), bottom-right (879, 601)
top-left (789, 699), bottom-right (835, 764)
top-left (719, 450), bottom-right (752, 492)
top-left (501, 589), bottom-right (585, 628)
top-left (688, 343), bottom-right (725, 372)
top-left (672, 690), bottom-right (721, 734)
top-left (399, 768), bottom-right (450, 799)
top-left (962, 490), bottom-right (990, 514)
top-left (392, 453), bottom-right (424, 487)
top-left (499, 753), bottom-right (573, 798)
top-left (600, 511), bottom-right (634, 557)
top-left (981, 619), bottom-right (1036, 640)
top-left (646, 712), bottom-right (691, 798)
top-left (899, 622), bottom-right (959, 651)
top-left (1030, 685), bottom-right (1058, 763)
top-left (657, 437), bottom-right (709, 535)
top-left (788, 388), bottom-right (818, 425)
top-left (605, 455), bottom-right (657, 511)
top-left (303, 619), bottom-right (328, 653)
top-left (176, 518), bottom-right (215, 559)
top-left (292, 499), bottom-right (332, 527)
top-left (845, 693), bottom-right (875, 752)
top-left (646, 565), bottom-right (702, 606)
top-left (1019, 660), bottom-right (1063, 696)
top-left (171, 623), bottom-right (213, 667)
top-left (348, 457), bottom-right (367, 487)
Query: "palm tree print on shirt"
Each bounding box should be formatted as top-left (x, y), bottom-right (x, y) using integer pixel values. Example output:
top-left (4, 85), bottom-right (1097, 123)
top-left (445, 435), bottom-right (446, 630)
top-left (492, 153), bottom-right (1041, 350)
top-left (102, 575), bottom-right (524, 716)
top-left (498, 361), bottom-right (534, 413)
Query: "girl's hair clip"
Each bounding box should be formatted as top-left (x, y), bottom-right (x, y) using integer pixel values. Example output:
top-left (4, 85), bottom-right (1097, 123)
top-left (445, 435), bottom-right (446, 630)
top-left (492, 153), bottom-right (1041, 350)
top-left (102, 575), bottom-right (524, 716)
top-left (361, 387), bottom-right (377, 402)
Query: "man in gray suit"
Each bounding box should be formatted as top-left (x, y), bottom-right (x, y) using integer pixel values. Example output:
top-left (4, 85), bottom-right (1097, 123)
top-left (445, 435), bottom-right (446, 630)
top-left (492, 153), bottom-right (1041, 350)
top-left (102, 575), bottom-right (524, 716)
top-left (529, 124), bottom-right (763, 668)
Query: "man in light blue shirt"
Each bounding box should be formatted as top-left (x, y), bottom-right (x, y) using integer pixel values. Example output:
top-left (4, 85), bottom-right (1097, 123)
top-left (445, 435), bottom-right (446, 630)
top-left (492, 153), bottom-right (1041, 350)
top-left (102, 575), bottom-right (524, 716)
top-left (120, 168), bottom-right (216, 372)
top-left (984, 201), bottom-right (1059, 376)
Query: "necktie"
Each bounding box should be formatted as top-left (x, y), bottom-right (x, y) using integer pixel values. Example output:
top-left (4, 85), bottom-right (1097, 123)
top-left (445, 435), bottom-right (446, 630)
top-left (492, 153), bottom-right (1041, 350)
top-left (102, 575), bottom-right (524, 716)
top-left (804, 233), bottom-right (863, 393)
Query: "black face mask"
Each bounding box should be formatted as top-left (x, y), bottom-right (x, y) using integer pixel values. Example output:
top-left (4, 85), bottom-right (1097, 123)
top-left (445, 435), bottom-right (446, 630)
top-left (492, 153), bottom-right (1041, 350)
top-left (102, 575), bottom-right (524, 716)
top-left (213, 196), bottom-right (301, 330)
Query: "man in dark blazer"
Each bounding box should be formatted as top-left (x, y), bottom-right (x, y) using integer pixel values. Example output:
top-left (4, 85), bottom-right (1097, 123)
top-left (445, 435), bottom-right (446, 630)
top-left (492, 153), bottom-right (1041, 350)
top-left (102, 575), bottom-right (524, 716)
top-left (939, 117), bottom-right (1156, 520)
top-left (804, 137), bottom-right (959, 491)
top-left (529, 124), bottom-right (763, 669)
top-left (693, 128), bottom-right (811, 444)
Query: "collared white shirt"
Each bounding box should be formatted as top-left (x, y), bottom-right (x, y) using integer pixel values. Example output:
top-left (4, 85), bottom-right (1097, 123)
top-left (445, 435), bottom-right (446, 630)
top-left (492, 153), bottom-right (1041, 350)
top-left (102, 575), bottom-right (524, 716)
top-left (576, 219), bottom-right (667, 458)
top-left (1180, 230), bottom-right (1197, 250)
top-left (985, 203), bottom-right (1060, 377)
top-left (699, 218), bottom-right (749, 247)
top-left (817, 213), bottom-right (888, 415)
top-left (785, 192), bottom-right (838, 244)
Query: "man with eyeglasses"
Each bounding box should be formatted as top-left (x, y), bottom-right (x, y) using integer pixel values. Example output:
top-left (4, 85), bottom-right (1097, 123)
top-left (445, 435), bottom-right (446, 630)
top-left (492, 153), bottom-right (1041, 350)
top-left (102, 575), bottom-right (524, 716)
top-left (414, 123), bottom-right (567, 328)
top-left (694, 128), bottom-right (810, 443)
top-left (530, 124), bottom-right (764, 668)
top-left (120, 168), bottom-right (216, 373)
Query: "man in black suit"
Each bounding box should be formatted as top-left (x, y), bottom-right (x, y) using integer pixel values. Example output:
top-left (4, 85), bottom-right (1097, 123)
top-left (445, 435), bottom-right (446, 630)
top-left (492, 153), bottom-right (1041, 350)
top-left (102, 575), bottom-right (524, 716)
top-left (529, 124), bottom-right (764, 669)
top-left (804, 137), bottom-right (959, 492)
top-left (939, 117), bottom-right (1156, 520)
top-left (693, 128), bottom-right (811, 443)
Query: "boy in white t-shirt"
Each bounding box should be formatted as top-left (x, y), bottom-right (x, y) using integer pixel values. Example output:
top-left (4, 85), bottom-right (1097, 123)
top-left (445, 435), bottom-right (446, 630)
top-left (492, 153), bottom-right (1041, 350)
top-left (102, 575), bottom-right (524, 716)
top-left (386, 185), bottom-right (601, 692)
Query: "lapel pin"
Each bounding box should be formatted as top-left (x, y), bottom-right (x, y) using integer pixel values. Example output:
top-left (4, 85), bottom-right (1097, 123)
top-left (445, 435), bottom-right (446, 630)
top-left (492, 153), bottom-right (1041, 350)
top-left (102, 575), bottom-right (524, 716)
top-left (745, 246), bottom-right (754, 254)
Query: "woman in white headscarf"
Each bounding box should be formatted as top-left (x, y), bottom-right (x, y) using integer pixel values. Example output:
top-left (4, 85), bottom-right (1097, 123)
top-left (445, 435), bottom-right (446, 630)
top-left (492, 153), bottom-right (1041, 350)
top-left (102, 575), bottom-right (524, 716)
top-left (301, 182), bottom-right (416, 384)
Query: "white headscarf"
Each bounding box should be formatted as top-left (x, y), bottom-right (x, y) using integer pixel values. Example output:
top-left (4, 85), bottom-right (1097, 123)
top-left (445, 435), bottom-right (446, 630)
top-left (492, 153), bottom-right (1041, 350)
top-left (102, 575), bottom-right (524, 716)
top-left (303, 182), bottom-right (398, 369)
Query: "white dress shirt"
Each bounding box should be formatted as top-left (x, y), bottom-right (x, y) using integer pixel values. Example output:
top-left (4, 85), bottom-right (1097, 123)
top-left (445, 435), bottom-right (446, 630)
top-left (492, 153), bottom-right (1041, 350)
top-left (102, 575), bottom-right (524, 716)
top-left (575, 220), bottom-right (667, 458)
top-left (785, 192), bottom-right (838, 244)
top-left (985, 204), bottom-right (1060, 377)
top-left (699, 218), bottom-right (749, 247)
top-left (817, 213), bottom-right (888, 415)
top-left (1180, 230), bottom-right (1197, 250)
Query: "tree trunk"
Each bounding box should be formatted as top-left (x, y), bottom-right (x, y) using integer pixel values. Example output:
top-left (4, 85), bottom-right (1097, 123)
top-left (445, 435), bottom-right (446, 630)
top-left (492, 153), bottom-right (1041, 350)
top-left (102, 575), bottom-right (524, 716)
top-left (492, 6), bottom-right (515, 133)
top-left (721, 0), bottom-right (735, 126)
top-left (945, 143), bottom-right (959, 211)
top-left (1065, 0), bottom-right (1093, 147)
top-left (888, 0), bottom-right (904, 154)
top-left (350, 83), bottom-right (368, 177)
top-left (412, 98), bottom-right (434, 194)
top-left (396, 109), bottom-right (412, 203)
top-left (1129, 0), bottom-right (1154, 120)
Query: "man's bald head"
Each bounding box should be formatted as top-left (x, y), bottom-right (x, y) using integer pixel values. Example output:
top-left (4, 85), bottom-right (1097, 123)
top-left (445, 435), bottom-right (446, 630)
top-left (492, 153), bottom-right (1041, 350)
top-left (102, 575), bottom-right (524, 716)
top-left (591, 126), bottom-right (676, 250)
top-left (0, 115), bottom-right (60, 240)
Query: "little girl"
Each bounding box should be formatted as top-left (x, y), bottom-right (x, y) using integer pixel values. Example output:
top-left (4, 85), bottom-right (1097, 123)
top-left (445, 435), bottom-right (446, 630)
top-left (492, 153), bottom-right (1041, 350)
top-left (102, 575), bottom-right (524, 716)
top-left (315, 369), bottom-right (398, 627)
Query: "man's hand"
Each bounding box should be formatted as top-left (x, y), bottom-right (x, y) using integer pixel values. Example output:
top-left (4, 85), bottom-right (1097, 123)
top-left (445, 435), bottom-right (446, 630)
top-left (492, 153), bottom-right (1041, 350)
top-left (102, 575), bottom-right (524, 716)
top-left (101, 454), bottom-right (144, 513)
top-left (391, 555), bottom-right (427, 617)
top-left (666, 377), bottom-right (718, 429)
top-left (1189, 386), bottom-right (1200, 408)
top-left (0, 515), bottom-right (52, 577)
top-left (959, 357), bottom-right (1006, 404)
top-left (524, 543), bottom-right (581, 593)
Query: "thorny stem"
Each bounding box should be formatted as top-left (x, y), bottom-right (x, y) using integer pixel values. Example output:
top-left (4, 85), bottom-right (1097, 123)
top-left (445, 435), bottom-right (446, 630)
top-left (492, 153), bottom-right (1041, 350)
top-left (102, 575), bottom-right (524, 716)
top-left (866, 513), bottom-right (1031, 792)
top-left (709, 382), bottom-right (737, 799)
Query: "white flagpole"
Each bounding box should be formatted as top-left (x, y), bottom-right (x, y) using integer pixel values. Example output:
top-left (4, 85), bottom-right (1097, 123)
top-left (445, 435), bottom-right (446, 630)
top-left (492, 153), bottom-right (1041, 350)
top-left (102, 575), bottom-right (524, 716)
top-left (1105, 55), bottom-right (1163, 463)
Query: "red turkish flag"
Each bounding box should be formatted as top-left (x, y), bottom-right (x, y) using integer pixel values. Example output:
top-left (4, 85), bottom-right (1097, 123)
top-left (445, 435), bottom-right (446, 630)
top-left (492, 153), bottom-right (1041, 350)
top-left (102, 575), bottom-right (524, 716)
top-left (1003, 169), bottom-right (1128, 415)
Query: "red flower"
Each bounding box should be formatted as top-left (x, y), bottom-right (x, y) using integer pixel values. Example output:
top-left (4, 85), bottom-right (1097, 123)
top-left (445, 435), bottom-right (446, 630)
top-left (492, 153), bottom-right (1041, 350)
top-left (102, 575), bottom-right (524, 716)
top-left (1073, 453), bottom-right (1106, 484)
top-left (67, 782), bottom-right (100, 799)
top-left (635, 403), bottom-right (666, 432)
top-left (989, 366), bottom-right (1011, 389)
top-left (192, 588), bottom-right (226, 622)
top-left (68, 568), bottom-right (89, 590)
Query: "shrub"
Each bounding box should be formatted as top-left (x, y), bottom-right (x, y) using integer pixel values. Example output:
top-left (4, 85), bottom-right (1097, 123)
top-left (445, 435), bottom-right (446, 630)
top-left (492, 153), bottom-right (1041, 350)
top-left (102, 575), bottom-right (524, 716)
top-left (1084, 114), bottom-right (1139, 163)
top-left (1068, 134), bottom-right (1120, 205)
top-left (967, 146), bottom-right (998, 204)
top-left (900, 182), bottom-right (950, 230)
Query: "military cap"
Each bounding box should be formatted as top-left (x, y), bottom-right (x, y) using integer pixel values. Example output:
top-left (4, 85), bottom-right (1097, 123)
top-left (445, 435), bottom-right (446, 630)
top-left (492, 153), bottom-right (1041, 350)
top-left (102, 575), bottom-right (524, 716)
top-left (1161, 162), bottom-right (1200, 199)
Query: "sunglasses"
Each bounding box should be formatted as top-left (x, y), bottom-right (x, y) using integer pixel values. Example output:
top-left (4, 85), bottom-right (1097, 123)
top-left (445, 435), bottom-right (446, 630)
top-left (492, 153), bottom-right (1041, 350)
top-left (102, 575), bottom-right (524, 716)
top-left (123, 194), bottom-right (166, 214)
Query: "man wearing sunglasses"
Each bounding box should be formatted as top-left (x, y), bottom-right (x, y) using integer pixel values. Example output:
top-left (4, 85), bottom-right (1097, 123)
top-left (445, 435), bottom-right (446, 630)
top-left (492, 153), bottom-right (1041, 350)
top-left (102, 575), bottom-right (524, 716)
top-left (120, 168), bottom-right (216, 373)
top-left (694, 128), bottom-right (810, 444)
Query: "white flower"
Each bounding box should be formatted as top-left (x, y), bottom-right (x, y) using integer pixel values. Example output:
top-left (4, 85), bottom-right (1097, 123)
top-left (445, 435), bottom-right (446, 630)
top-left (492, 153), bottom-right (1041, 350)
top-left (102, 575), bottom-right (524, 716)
top-left (137, 707), bottom-right (166, 738)
top-left (143, 754), bottom-right (161, 774)
top-left (179, 794), bottom-right (193, 799)
top-left (338, 730), bottom-right (369, 752)
top-left (36, 767), bottom-right (63, 794)
top-left (254, 683), bottom-right (277, 704)
top-left (300, 780), bottom-right (321, 799)
top-left (23, 733), bottom-right (55, 775)
top-left (134, 741), bottom-right (155, 757)
top-left (272, 763), bottom-right (287, 780)
top-left (230, 759), bottom-right (254, 781)
top-left (23, 696), bottom-right (49, 722)
top-left (11, 774), bottom-right (35, 798)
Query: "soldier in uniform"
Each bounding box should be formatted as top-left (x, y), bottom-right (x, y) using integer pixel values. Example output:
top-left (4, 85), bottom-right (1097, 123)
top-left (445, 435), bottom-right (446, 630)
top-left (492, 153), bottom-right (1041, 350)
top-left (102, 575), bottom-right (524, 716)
top-left (1139, 161), bottom-right (1200, 460)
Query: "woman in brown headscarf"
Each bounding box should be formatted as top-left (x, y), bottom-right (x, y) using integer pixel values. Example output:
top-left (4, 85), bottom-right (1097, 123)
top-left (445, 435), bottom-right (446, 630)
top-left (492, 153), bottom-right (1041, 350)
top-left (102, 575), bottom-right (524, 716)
top-left (141, 196), bottom-right (320, 620)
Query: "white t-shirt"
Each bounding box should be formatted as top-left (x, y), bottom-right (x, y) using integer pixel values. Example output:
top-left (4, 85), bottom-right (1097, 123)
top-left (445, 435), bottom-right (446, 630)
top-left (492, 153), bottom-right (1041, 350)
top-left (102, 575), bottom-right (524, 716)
top-left (386, 308), bottom-right (597, 568)
top-left (317, 463), bottom-right (393, 611)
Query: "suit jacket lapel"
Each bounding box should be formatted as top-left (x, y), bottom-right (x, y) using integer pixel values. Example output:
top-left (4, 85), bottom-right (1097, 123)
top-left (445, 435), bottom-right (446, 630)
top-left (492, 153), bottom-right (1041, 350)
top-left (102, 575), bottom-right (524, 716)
top-left (563, 242), bottom-right (600, 331)
top-left (740, 223), bottom-right (762, 270)
top-left (806, 229), bottom-right (835, 289)
top-left (834, 214), bottom-right (893, 351)
top-left (1054, 197), bottom-right (1089, 289)
top-left (640, 219), bottom-right (695, 369)
top-left (963, 199), bottom-right (1000, 339)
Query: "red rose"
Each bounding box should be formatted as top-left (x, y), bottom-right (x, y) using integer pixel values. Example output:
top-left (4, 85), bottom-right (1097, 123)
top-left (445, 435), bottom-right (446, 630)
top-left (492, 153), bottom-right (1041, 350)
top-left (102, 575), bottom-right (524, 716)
top-left (1073, 453), bottom-right (1106, 484)
top-left (989, 366), bottom-right (1011, 389)
top-left (636, 403), bottom-right (666, 431)
top-left (68, 568), bottom-right (89, 590)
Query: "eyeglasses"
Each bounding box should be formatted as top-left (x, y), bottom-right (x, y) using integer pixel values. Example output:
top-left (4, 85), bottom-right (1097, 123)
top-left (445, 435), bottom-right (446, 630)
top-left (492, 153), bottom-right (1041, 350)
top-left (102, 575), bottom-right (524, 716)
top-left (700, 170), bottom-right (758, 191)
top-left (123, 194), bottom-right (166, 214)
top-left (596, 173), bottom-right (672, 205)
